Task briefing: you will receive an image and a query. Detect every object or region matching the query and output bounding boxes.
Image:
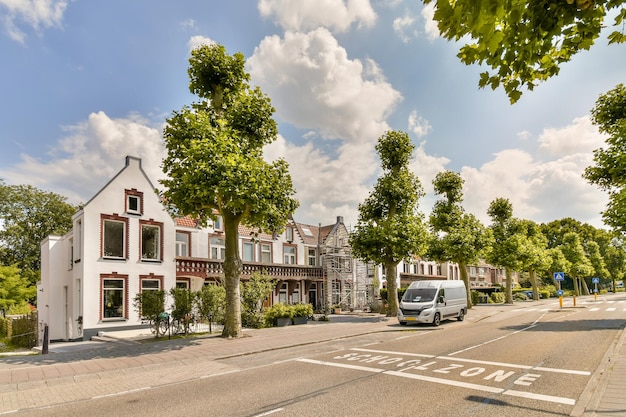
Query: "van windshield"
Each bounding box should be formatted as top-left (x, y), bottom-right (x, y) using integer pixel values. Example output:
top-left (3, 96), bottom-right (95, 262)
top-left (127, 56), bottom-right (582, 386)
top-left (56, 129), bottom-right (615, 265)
top-left (402, 288), bottom-right (436, 302)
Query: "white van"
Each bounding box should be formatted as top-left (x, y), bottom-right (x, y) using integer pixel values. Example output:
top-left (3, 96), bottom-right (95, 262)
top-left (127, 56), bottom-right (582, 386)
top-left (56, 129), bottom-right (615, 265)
top-left (398, 280), bottom-right (468, 326)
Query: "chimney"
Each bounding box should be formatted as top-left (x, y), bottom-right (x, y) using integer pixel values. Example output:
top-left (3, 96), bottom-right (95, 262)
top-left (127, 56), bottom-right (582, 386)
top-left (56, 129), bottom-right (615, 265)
top-left (337, 216), bottom-right (343, 224)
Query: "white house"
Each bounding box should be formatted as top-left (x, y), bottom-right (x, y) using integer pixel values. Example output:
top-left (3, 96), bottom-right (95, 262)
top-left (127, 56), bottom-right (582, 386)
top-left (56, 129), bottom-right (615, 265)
top-left (39, 156), bottom-right (177, 340)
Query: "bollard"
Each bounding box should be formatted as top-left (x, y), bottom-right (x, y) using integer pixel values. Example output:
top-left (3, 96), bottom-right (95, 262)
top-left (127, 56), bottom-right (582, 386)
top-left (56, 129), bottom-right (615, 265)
top-left (42, 324), bottom-right (49, 355)
top-left (559, 296), bottom-right (563, 309)
top-left (573, 296), bottom-right (577, 307)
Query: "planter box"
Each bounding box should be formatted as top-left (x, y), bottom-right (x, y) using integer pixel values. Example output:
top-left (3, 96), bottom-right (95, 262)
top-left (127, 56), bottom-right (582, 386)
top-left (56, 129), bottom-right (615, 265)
top-left (293, 316), bottom-right (307, 325)
top-left (273, 317), bottom-right (292, 327)
top-left (334, 308), bottom-right (342, 314)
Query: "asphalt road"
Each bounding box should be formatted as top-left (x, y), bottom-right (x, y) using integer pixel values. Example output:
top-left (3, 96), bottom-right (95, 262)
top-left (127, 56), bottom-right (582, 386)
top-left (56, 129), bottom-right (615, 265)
top-left (14, 294), bottom-right (626, 417)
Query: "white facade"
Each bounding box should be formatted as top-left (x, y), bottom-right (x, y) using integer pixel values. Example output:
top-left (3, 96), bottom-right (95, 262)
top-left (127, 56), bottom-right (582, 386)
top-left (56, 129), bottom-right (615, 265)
top-left (39, 156), bottom-right (177, 340)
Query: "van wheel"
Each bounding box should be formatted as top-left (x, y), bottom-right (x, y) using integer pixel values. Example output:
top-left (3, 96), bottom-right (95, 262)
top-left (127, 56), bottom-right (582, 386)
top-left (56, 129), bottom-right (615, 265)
top-left (433, 313), bottom-right (441, 326)
top-left (457, 310), bottom-right (465, 321)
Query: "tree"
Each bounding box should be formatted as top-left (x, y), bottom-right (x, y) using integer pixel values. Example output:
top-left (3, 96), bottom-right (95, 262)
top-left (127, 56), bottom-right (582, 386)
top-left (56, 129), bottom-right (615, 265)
top-left (350, 131), bottom-right (429, 317)
top-left (515, 220), bottom-right (551, 300)
top-left (560, 232), bottom-right (595, 295)
top-left (0, 265), bottom-right (36, 313)
top-left (584, 84), bottom-right (626, 233)
top-left (486, 198), bottom-right (520, 303)
top-left (424, 1), bottom-right (626, 103)
top-left (160, 44), bottom-right (299, 338)
top-left (0, 181), bottom-right (76, 286)
top-left (428, 171), bottom-right (491, 308)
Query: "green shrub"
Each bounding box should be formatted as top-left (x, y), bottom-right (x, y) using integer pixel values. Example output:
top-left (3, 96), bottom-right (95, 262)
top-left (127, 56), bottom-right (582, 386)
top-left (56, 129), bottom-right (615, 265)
top-left (7, 313), bottom-right (37, 349)
top-left (490, 292), bottom-right (506, 303)
top-left (292, 303), bottom-right (313, 318)
top-left (265, 303), bottom-right (293, 322)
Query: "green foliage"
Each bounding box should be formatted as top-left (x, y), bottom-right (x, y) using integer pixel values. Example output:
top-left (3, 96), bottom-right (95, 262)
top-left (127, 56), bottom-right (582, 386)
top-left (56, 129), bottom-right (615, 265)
top-left (240, 273), bottom-right (275, 328)
top-left (265, 303), bottom-right (294, 321)
top-left (584, 84), bottom-right (626, 234)
top-left (170, 287), bottom-right (194, 321)
top-left (490, 292), bottom-right (506, 304)
top-left (195, 284), bottom-right (226, 324)
top-left (350, 131), bottom-right (429, 318)
top-left (3, 312), bottom-right (37, 349)
top-left (0, 181), bottom-right (76, 285)
top-left (0, 265), bottom-right (36, 312)
top-left (133, 290), bottom-right (165, 322)
top-left (160, 43), bottom-right (298, 338)
top-left (424, 0), bottom-right (625, 103)
top-left (292, 303), bottom-right (314, 318)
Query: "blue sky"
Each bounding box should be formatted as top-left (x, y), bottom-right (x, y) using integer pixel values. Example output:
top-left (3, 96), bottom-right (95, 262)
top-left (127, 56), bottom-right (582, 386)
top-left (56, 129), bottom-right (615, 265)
top-left (1, 1), bottom-right (625, 229)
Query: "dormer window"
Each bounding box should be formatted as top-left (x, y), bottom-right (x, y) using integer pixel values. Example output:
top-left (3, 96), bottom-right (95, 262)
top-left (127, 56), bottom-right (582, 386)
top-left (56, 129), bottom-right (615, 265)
top-left (286, 226), bottom-right (294, 242)
top-left (125, 189), bottom-right (143, 215)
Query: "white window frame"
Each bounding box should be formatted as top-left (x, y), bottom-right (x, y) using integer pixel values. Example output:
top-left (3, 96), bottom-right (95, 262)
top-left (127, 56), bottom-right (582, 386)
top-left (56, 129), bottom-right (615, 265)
top-left (103, 219), bottom-right (125, 259)
top-left (176, 232), bottom-right (189, 257)
top-left (102, 278), bottom-right (125, 320)
top-left (210, 237), bottom-right (225, 260)
top-left (243, 241), bottom-right (255, 262)
top-left (261, 243), bottom-right (272, 264)
top-left (308, 248), bottom-right (316, 266)
top-left (141, 223), bottom-right (161, 261)
top-left (284, 245), bottom-right (296, 265)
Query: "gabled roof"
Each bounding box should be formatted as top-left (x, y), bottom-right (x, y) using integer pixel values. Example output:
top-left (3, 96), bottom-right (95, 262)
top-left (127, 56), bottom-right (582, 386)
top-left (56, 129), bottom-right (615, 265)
top-left (175, 216), bottom-right (199, 228)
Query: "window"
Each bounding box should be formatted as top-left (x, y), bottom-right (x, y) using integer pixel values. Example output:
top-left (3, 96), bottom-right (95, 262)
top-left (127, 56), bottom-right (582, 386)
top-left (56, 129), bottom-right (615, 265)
top-left (176, 280), bottom-right (189, 289)
top-left (261, 243), bottom-right (272, 264)
top-left (210, 237), bottom-right (225, 260)
top-left (75, 219), bottom-right (82, 262)
top-left (102, 277), bottom-right (126, 319)
top-left (68, 238), bottom-right (74, 270)
top-left (284, 245), bottom-right (296, 264)
top-left (141, 221), bottom-right (162, 261)
top-left (213, 215), bottom-right (223, 231)
top-left (243, 241), bottom-right (255, 262)
top-left (278, 282), bottom-right (288, 303)
top-left (141, 279), bottom-right (161, 291)
top-left (308, 248), bottom-right (316, 266)
top-left (125, 189), bottom-right (143, 215)
top-left (176, 231), bottom-right (190, 257)
top-left (285, 226), bottom-right (294, 242)
top-left (103, 218), bottom-right (126, 259)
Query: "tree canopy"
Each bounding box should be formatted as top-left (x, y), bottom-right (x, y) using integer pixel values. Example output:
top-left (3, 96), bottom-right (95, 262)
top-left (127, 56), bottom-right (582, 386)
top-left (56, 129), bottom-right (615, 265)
top-left (0, 180), bottom-right (76, 286)
top-left (160, 43), bottom-right (298, 337)
top-left (428, 171), bottom-right (491, 307)
top-left (584, 84), bottom-right (626, 233)
top-left (424, 0), bottom-right (626, 103)
top-left (350, 130), bottom-right (429, 317)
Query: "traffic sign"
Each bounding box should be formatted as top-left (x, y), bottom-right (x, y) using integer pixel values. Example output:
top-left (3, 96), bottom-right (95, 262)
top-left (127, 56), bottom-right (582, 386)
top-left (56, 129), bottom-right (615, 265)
top-left (557, 290), bottom-right (564, 296)
top-left (592, 277), bottom-right (600, 284)
top-left (554, 272), bottom-right (565, 281)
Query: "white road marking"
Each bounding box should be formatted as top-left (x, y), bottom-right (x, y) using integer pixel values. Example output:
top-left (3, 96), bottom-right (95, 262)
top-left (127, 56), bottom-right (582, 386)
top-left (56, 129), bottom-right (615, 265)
top-left (299, 359), bottom-right (577, 406)
top-left (590, 308), bottom-right (600, 312)
top-left (253, 408), bottom-right (285, 416)
top-left (607, 308), bottom-right (617, 312)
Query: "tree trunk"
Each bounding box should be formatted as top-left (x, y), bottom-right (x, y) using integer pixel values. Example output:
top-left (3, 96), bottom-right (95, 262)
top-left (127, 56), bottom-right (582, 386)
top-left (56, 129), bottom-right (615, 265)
top-left (385, 262), bottom-right (398, 317)
top-left (530, 269), bottom-right (539, 300)
top-left (582, 278), bottom-right (590, 295)
top-left (573, 277), bottom-right (580, 296)
top-left (505, 267), bottom-right (513, 304)
top-left (458, 261), bottom-right (472, 308)
top-left (222, 214), bottom-right (242, 338)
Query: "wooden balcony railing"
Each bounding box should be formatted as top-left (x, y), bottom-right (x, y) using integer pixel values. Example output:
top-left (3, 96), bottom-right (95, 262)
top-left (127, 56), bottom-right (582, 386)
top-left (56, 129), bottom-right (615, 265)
top-left (176, 257), bottom-right (324, 280)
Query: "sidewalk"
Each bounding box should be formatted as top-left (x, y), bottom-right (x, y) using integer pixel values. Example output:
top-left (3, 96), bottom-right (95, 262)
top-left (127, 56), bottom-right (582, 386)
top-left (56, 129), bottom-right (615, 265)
top-left (0, 305), bottom-right (624, 416)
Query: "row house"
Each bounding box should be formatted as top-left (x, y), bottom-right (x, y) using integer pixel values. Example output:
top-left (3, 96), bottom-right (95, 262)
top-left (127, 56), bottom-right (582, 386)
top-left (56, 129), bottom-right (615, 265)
top-left (38, 156), bottom-right (359, 341)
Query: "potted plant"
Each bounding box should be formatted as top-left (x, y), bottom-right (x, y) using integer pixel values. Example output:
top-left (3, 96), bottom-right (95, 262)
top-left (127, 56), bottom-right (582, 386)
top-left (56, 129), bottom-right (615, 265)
top-left (292, 303), bottom-right (313, 325)
top-left (333, 304), bottom-right (342, 314)
top-left (265, 303), bottom-right (293, 327)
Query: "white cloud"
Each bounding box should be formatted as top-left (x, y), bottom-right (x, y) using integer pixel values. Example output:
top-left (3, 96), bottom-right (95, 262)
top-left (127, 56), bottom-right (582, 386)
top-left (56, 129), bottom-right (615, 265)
top-left (458, 117), bottom-right (608, 228)
top-left (0, 0), bottom-right (67, 43)
top-left (248, 28), bottom-right (402, 143)
top-left (393, 12), bottom-right (417, 43)
top-left (538, 115), bottom-right (606, 156)
top-left (408, 110), bottom-right (432, 137)
top-left (258, 0), bottom-right (377, 33)
top-left (264, 135), bottom-right (378, 226)
top-left (0, 111), bottom-right (165, 204)
top-left (420, 2), bottom-right (439, 41)
top-left (188, 35), bottom-right (214, 52)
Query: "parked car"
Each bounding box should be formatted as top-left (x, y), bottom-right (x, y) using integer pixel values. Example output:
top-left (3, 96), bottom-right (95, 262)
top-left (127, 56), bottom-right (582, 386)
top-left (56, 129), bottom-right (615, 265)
top-left (523, 290), bottom-right (542, 299)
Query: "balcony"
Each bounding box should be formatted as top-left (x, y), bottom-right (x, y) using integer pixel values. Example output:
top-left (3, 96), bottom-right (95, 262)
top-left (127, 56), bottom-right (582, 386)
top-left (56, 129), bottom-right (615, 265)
top-left (176, 257), bottom-right (324, 280)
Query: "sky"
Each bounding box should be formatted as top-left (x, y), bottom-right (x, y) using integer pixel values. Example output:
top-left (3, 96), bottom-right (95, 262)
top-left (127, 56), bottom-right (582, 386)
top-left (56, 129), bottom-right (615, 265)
top-left (1, 1), bottom-right (625, 230)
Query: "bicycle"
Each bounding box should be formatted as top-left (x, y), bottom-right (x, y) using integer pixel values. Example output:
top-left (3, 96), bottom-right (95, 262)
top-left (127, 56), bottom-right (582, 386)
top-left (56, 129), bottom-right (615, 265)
top-left (149, 312), bottom-right (170, 336)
